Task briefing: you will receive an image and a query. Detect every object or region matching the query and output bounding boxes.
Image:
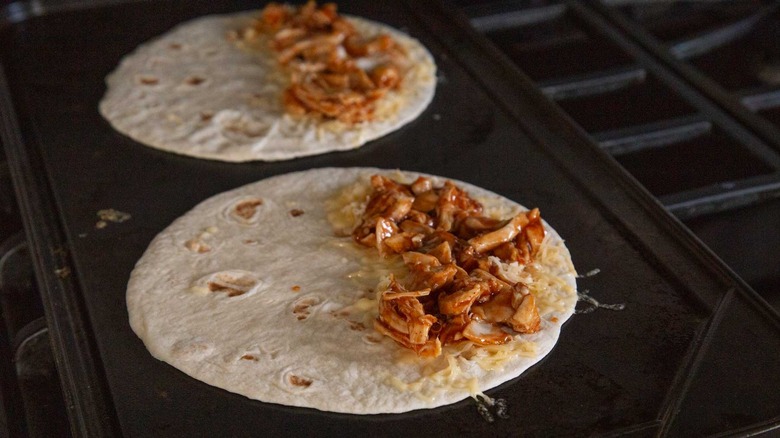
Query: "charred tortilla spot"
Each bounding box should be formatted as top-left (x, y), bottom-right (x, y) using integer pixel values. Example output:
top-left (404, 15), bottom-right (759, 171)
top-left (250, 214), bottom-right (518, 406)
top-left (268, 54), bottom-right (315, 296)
top-left (208, 283), bottom-right (245, 297)
top-left (139, 75), bottom-right (159, 85)
top-left (290, 209), bottom-right (304, 217)
top-left (240, 354), bottom-right (259, 361)
top-left (185, 238), bottom-right (211, 253)
top-left (291, 285), bottom-right (301, 292)
top-left (200, 271), bottom-right (261, 298)
top-left (292, 296), bottom-right (320, 320)
top-left (288, 375), bottom-right (313, 388)
top-left (186, 76), bottom-right (206, 86)
top-left (234, 199), bottom-right (263, 220)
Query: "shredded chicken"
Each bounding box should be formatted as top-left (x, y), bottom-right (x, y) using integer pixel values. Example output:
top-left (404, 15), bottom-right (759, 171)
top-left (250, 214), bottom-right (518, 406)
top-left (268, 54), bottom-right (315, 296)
top-left (353, 175), bottom-right (546, 357)
top-left (243, 1), bottom-right (407, 123)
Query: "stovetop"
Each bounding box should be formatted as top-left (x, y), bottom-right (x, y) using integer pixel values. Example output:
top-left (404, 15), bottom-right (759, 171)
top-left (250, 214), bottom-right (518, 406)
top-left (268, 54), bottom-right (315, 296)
top-left (1, 0), bottom-right (779, 436)
top-left (455, 0), bottom-right (780, 310)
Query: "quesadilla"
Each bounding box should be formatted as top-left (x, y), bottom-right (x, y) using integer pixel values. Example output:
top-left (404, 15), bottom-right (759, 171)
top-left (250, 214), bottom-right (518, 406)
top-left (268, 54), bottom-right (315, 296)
top-left (100, 3), bottom-right (436, 162)
top-left (127, 168), bottom-right (577, 413)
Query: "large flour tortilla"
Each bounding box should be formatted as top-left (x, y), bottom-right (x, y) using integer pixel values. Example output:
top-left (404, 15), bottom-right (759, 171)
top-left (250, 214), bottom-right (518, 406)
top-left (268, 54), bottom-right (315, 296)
top-left (100, 12), bottom-right (436, 162)
top-left (127, 168), bottom-right (577, 414)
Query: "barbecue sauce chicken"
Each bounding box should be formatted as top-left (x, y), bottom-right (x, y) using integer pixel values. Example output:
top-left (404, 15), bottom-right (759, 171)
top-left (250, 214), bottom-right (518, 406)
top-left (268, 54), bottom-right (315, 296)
top-left (354, 175), bottom-right (546, 358)
top-left (246, 1), bottom-right (406, 123)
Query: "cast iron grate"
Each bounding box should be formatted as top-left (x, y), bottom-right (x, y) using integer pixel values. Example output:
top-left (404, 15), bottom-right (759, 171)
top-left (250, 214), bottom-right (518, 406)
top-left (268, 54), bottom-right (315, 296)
top-left (1, 133), bottom-right (69, 436)
top-left (455, 0), bottom-right (780, 310)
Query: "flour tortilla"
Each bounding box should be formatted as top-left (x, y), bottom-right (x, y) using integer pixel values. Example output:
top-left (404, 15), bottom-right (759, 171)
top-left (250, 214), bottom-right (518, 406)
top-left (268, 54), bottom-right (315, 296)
top-left (99, 12), bottom-right (437, 162)
top-left (126, 168), bottom-right (577, 414)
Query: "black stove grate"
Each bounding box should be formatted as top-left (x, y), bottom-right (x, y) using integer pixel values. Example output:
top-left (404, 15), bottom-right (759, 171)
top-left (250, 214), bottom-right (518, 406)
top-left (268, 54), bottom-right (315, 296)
top-left (455, 0), bottom-right (780, 310)
top-left (0, 130), bottom-right (69, 436)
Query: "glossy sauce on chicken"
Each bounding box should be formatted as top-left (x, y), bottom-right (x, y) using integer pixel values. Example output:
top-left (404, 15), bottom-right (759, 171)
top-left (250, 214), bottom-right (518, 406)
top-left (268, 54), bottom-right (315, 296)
top-left (244, 1), bottom-right (406, 123)
top-left (353, 175), bottom-right (546, 357)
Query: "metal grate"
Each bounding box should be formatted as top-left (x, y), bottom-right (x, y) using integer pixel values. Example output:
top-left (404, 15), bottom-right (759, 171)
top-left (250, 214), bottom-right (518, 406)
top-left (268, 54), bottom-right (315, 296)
top-left (1, 147), bottom-right (69, 436)
top-left (455, 0), bottom-right (780, 308)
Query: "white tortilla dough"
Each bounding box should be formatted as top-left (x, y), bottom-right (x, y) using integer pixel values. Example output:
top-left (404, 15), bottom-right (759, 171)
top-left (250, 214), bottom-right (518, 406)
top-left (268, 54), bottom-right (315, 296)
top-left (127, 168), bottom-right (577, 413)
top-left (100, 12), bottom-right (437, 162)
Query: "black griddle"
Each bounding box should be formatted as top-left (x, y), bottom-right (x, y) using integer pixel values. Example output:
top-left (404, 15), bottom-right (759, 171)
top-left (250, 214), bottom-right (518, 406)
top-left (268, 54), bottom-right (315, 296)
top-left (1, 1), bottom-right (779, 436)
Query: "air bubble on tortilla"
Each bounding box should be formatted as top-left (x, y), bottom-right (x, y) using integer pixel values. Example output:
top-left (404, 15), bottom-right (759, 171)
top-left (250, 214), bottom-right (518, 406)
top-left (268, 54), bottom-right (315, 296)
top-left (215, 110), bottom-right (271, 140)
top-left (184, 238), bottom-right (211, 254)
top-left (280, 369), bottom-right (315, 392)
top-left (257, 340), bottom-right (284, 360)
top-left (184, 227), bottom-right (219, 254)
top-left (292, 295), bottom-right (322, 321)
top-left (195, 270), bottom-right (264, 298)
top-left (170, 338), bottom-right (214, 360)
top-left (222, 196), bottom-right (265, 225)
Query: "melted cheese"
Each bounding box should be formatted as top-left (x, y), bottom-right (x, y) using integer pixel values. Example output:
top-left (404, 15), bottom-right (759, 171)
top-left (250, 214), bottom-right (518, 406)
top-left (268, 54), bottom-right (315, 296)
top-left (526, 234), bottom-right (577, 316)
top-left (325, 178), bottom-right (372, 236)
top-left (324, 175), bottom-right (577, 399)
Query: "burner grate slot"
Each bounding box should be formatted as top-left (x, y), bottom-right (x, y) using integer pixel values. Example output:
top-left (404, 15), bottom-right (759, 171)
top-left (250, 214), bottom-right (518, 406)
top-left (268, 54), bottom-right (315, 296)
top-left (596, 0), bottom-right (780, 151)
top-left (610, 0), bottom-right (768, 44)
top-left (538, 65), bottom-right (646, 100)
top-left (467, 2), bottom-right (566, 32)
top-left (593, 114), bottom-right (713, 156)
top-left (662, 173), bottom-right (780, 220)
top-left (614, 127), bottom-right (776, 198)
top-left (483, 6), bottom-right (634, 82)
top-left (554, 74), bottom-right (698, 133)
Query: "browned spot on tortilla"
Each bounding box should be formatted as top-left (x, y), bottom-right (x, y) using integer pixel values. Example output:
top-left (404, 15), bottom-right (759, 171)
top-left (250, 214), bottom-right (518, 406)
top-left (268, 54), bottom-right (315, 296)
top-left (290, 209), bottom-right (304, 217)
top-left (169, 43), bottom-right (182, 50)
top-left (243, 239), bottom-right (258, 245)
top-left (349, 321), bottom-right (366, 331)
top-left (235, 199), bottom-right (263, 220)
top-left (139, 76), bottom-right (159, 85)
top-left (185, 239), bottom-right (211, 253)
top-left (289, 375), bottom-right (313, 387)
top-left (550, 317), bottom-right (559, 323)
top-left (291, 285), bottom-right (301, 292)
top-left (186, 76), bottom-right (205, 86)
top-left (293, 297), bottom-right (319, 320)
top-left (240, 354), bottom-right (258, 361)
top-left (200, 111), bottom-right (214, 121)
top-left (364, 335), bottom-right (382, 344)
top-left (208, 283), bottom-right (245, 297)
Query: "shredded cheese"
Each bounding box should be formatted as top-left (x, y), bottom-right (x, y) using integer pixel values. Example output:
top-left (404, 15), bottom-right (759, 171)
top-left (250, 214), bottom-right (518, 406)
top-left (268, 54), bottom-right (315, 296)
top-left (325, 178), bottom-right (372, 236)
top-left (325, 175), bottom-right (578, 399)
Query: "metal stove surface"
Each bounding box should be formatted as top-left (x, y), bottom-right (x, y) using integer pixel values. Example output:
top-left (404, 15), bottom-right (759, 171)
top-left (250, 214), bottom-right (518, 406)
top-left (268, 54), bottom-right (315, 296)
top-left (2, 1), bottom-right (780, 436)
top-left (455, 0), bottom-right (780, 311)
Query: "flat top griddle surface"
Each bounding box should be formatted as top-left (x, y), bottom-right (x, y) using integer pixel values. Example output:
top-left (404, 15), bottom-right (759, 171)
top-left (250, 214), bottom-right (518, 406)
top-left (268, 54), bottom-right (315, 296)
top-left (1, 1), bottom-right (779, 436)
